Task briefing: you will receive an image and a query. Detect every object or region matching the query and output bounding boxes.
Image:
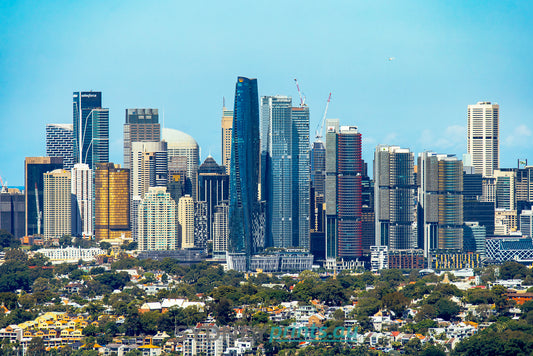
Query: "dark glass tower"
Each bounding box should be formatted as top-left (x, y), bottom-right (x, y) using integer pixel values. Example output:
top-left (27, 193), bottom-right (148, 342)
top-left (198, 156), bottom-right (229, 243)
top-left (325, 122), bottom-right (363, 259)
top-left (24, 157), bottom-right (63, 236)
top-left (73, 92), bottom-right (109, 168)
top-left (229, 77), bottom-right (261, 263)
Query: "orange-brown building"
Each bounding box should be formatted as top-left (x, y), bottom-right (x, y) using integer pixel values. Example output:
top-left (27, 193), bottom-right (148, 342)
top-left (95, 163), bottom-right (131, 240)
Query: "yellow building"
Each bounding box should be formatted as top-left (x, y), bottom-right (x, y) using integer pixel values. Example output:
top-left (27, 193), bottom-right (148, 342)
top-left (95, 163), bottom-right (131, 240)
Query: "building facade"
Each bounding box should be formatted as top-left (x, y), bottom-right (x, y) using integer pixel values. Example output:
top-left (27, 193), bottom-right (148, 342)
top-left (123, 108), bottom-right (160, 170)
top-left (25, 157), bottom-right (63, 236)
top-left (467, 101), bottom-right (499, 177)
top-left (178, 195), bottom-right (195, 249)
top-left (46, 124), bottom-right (74, 170)
top-left (325, 121), bottom-right (363, 259)
top-left (260, 96), bottom-right (309, 250)
top-left (221, 107), bottom-right (233, 174)
top-left (94, 163), bottom-right (130, 240)
top-left (0, 189), bottom-right (25, 238)
top-left (73, 91), bottom-right (109, 169)
top-left (162, 128), bottom-right (199, 200)
top-left (138, 187), bottom-right (178, 251)
top-left (197, 156), bottom-right (229, 243)
top-left (229, 77), bottom-right (261, 264)
top-left (374, 145), bottom-right (416, 250)
top-left (418, 152), bottom-right (463, 255)
top-left (43, 169), bottom-right (71, 241)
top-left (71, 163), bottom-right (93, 238)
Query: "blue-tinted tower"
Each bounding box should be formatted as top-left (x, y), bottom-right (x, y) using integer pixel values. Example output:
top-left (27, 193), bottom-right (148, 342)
top-left (73, 92), bottom-right (109, 168)
top-left (229, 77), bottom-right (261, 263)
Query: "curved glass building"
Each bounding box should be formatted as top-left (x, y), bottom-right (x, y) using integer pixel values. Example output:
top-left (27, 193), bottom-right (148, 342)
top-left (229, 77), bottom-right (261, 262)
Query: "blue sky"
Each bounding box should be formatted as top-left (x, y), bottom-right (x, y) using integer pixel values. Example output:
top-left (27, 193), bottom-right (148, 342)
top-left (1, 0), bottom-right (532, 184)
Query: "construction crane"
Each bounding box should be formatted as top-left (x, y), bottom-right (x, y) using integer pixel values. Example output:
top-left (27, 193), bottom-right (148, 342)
top-left (35, 183), bottom-right (42, 235)
top-left (314, 92), bottom-right (332, 142)
top-left (294, 78), bottom-right (306, 107)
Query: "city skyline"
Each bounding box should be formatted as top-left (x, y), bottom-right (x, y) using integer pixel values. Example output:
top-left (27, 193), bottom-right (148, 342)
top-left (2, 1), bottom-right (533, 184)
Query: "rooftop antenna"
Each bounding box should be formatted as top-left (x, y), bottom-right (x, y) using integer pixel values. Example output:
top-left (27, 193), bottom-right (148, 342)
top-left (223, 96), bottom-right (226, 108)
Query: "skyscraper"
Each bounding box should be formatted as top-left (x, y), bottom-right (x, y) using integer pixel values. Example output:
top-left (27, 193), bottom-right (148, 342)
top-left (0, 189), bottom-right (25, 238)
top-left (325, 121), bottom-right (363, 259)
top-left (261, 96), bottom-right (293, 248)
top-left (374, 145), bottom-right (416, 249)
top-left (43, 169), bottom-right (71, 241)
top-left (291, 106), bottom-right (311, 250)
top-left (213, 202), bottom-right (229, 259)
top-left (467, 101), bottom-right (499, 177)
top-left (162, 128), bottom-right (199, 200)
top-left (94, 163), bottom-right (130, 240)
top-left (229, 77), bottom-right (261, 262)
top-left (124, 108), bottom-right (160, 170)
top-left (130, 141), bottom-right (168, 201)
top-left (25, 157), bottom-right (63, 236)
top-left (221, 107), bottom-right (233, 174)
top-left (178, 195), bottom-right (195, 249)
top-left (138, 187), bottom-right (178, 251)
top-left (310, 141), bottom-right (326, 204)
top-left (71, 163), bottom-right (93, 238)
top-left (418, 152), bottom-right (463, 255)
top-left (46, 124), bottom-right (74, 170)
top-left (73, 91), bottom-right (109, 169)
top-left (198, 156), bottom-right (229, 243)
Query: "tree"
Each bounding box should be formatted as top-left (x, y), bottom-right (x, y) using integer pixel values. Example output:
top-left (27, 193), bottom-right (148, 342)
top-left (0, 229), bottom-right (20, 249)
top-left (211, 298), bottom-right (235, 325)
top-left (381, 291), bottom-right (410, 317)
top-left (4, 249), bottom-right (27, 262)
top-left (500, 261), bottom-right (529, 280)
top-left (26, 337), bottom-right (46, 356)
top-left (99, 241), bottom-right (112, 250)
top-left (435, 298), bottom-right (460, 321)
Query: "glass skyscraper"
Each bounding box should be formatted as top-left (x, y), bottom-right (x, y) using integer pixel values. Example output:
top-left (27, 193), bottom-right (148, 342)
top-left (25, 157), bottom-right (63, 236)
top-left (260, 96), bottom-right (309, 249)
top-left (374, 145), bottom-right (416, 250)
top-left (73, 92), bottom-right (109, 169)
top-left (46, 124), bottom-right (74, 170)
top-left (229, 77), bottom-right (261, 262)
top-left (325, 123), bottom-right (363, 259)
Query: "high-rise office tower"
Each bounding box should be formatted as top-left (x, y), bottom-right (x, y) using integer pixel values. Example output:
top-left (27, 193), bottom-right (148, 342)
top-left (43, 169), bottom-right (71, 241)
top-left (260, 96), bottom-right (309, 249)
top-left (418, 152), bottom-right (463, 255)
top-left (494, 169), bottom-right (516, 210)
top-left (198, 156), bottom-right (229, 243)
top-left (229, 77), bottom-right (261, 262)
top-left (467, 101), bottom-right (499, 177)
top-left (162, 128), bottom-right (199, 200)
top-left (325, 121), bottom-right (363, 259)
top-left (178, 195), bottom-right (195, 249)
top-left (310, 141), bottom-right (326, 203)
top-left (194, 201), bottom-right (208, 250)
top-left (131, 141), bottom-right (168, 201)
top-left (520, 210), bottom-right (533, 238)
top-left (138, 187), bottom-right (178, 251)
top-left (221, 107), bottom-right (233, 174)
top-left (71, 163), bottom-right (93, 238)
top-left (213, 202), bottom-right (229, 259)
top-left (46, 124), bottom-right (74, 170)
top-left (361, 161), bottom-right (375, 253)
top-left (374, 145), bottom-right (416, 249)
top-left (73, 92), bottom-right (109, 169)
top-left (291, 106), bottom-right (311, 250)
top-left (25, 157), bottom-right (63, 236)
top-left (94, 163), bottom-right (130, 240)
top-left (0, 189), bottom-right (25, 238)
top-left (124, 109), bottom-right (160, 170)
